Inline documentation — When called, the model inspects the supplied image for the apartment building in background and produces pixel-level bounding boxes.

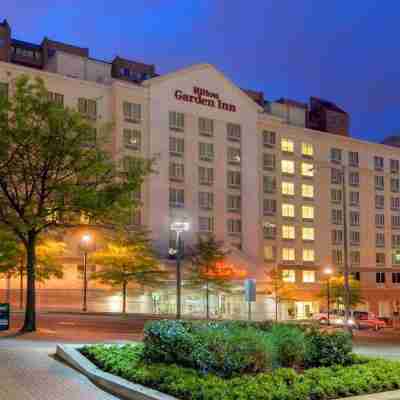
[0,19,400,320]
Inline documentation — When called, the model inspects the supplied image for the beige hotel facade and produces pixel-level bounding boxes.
[1,20,400,319]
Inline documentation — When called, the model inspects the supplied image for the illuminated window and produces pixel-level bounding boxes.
[281,138,294,153]
[282,269,296,282]
[282,248,296,262]
[302,270,315,283]
[282,225,295,240]
[302,205,314,220]
[302,227,315,241]
[302,184,314,198]
[264,246,276,261]
[282,181,295,196]
[123,129,141,151]
[282,203,295,218]
[302,142,313,157]
[281,160,295,174]
[303,248,315,262]
[301,162,314,177]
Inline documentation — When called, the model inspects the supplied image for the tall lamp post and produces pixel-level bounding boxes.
[80,233,92,312]
[170,221,189,320]
[323,267,333,325]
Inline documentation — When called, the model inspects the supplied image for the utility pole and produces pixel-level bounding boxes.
[342,166,351,325]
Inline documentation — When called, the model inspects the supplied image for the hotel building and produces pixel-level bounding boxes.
[1,19,400,319]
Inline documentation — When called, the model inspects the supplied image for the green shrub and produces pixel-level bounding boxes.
[304,328,353,368]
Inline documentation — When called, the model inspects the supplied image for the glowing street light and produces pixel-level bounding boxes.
[323,267,334,325]
[80,233,93,312]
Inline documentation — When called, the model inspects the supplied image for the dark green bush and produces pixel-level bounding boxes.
[304,328,353,368]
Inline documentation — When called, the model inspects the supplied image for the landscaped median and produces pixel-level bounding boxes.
[57,320,400,400]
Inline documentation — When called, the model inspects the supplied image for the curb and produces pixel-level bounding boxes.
[56,344,178,400]
[56,344,400,400]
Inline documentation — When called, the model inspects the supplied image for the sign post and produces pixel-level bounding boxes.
[244,279,256,321]
[0,303,10,331]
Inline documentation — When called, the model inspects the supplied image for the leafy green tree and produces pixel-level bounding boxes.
[90,229,166,313]
[0,76,152,331]
[188,236,246,320]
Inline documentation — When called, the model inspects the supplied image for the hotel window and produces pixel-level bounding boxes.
[123,129,141,151]
[348,151,359,167]
[199,192,214,210]
[281,160,295,174]
[301,184,314,199]
[350,230,360,245]
[331,189,342,203]
[263,153,276,170]
[332,230,343,244]
[169,162,184,181]
[123,102,141,122]
[375,214,385,227]
[392,215,400,228]
[199,142,214,161]
[376,253,386,265]
[302,270,316,283]
[330,148,342,163]
[198,117,214,136]
[332,248,343,265]
[282,181,295,196]
[302,205,314,220]
[227,219,241,235]
[263,176,276,193]
[375,195,385,209]
[331,168,343,184]
[47,91,64,106]
[393,234,400,247]
[281,138,294,153]
[263,130,276,147]
[391,159,400,174]
[374,156,384,171]
[227,171,241,188]
[301,162,314,177]
[391,178,400,193]
[282,203,295,218]
[227,195,241,212]
[169,137,184,156]
[302,227,315,241]
[78,98,97,119]
[349,191,360,206]
[349,171,360,186]
[351,251,360,265]
[227,123,241,141]
[169,188,184,208]
[375,175,385,190]
[393,273,400,283]
[199,216,214,233]
[199,166,214,185]
[282,248,296,262]
[0,82,8,99]
[282,225,295,240]
[303,249,315,262]
[169,111,185,131]
[332,209,343,225]
[376,272,386,283]
[391,197,400,210]
[301,142,313,158]
[393,251,400,265]
[263,223,276,239]
[282,269,296,282]
[376,232,385,247]
[264,246,276,261]
[263,198,277,215]
[227,147,241,164]
[350,211,360,226]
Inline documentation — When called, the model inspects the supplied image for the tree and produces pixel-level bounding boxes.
[319,275,364,310]
[90,229,166,314]
[189,236,247,320]
[0,76,153,331]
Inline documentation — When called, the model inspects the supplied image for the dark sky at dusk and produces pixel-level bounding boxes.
[2,1,400,142]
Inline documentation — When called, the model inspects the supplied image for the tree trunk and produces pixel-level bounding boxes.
[206,280,210,320]
[122,281,127,314]
[19,262,23,310]
[21,231,36,332]
[5,273,11,303]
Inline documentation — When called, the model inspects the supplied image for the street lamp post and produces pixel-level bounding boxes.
[170,221,189,320]
[324,267,333,325]
[80,234,92,312]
